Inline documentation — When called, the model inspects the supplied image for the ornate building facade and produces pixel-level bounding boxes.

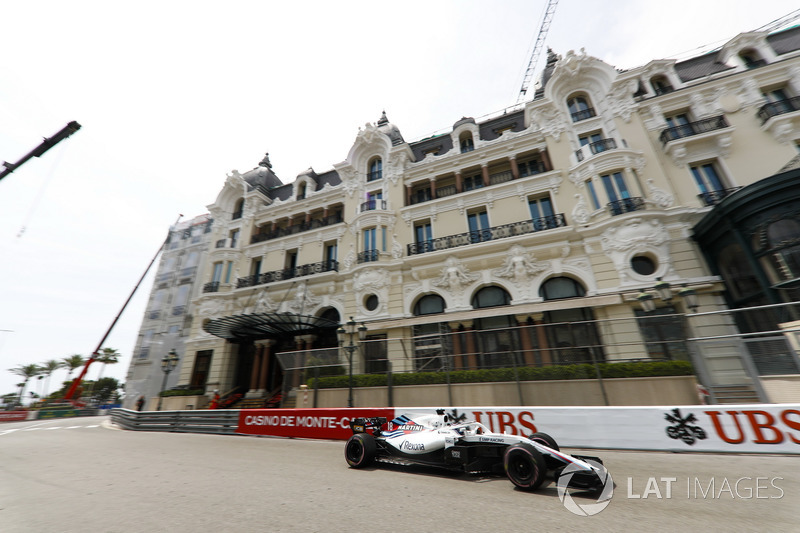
[172,25,800,405]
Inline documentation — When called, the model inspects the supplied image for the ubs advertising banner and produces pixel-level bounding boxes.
[237,408,395,440]
[237,405,800,454]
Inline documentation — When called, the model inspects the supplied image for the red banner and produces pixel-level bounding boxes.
[0,411,28,422]
[237,408,395,440]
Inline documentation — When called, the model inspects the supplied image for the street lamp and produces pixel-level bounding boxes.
[637,278,700,314]
[157,349,179,411]
[337,317,367,408]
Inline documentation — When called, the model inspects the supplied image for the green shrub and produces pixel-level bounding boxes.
[159,388,205,397]
[307,360,694,389]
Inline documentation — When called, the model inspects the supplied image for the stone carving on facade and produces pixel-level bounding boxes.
[606,79,639,123]
[353,268,388,292]
[600,218,671,283]
[253,290,277,313]
[646,179,675,209]
[338,166,359,197]
[493,245,549,299]
[571,194,592,225]
[198,297,227,318]
[391,234,403,259]
[343,245,356,272]
[736,78,764,109]
[432,256,479,296]
[529,103,566,141]
[286,281,321,314]
[386,152,408,185]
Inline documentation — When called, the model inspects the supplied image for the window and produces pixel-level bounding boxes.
[414,221,433,253]
[224,261,233,283]
[324,242,338,269]
[285,250,298,271]
[423,147,441,157]
[363,227,377,252]
[467,209,491,243]
[297,183,306,200]
[364,190,383,211]
[631,255,657,276]
[363,334,388,374]
[586,171,638,215]
[173,285,190,315]
[635,308,689,361]
[232,198,244,220]
[211,262,223,283]
[651,75,673,95]
[690,162,728,206]
[139,330,155,359]
[528,196,555,229]
[414,294,445,316]
[567,95,595,122]
[579,132,603,147]
[190,350,212,389]
[368,157,382,181]
[229,229,240,248]
[472,286,511,308]
[460,134,474,153]
[518,157,544,177]
[251,258,262,277]
[539,277,585,300]
[540,277,603,364]
[718,244,761,302]
[364,294,379,311]
[665,112,690,129]
[463,174,484,191]
[739,49,765,68]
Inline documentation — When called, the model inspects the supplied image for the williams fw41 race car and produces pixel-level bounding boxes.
[344,410,607,492]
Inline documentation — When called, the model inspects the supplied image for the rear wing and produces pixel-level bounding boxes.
[350,417,388,435]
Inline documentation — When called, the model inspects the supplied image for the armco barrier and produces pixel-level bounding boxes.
[0,411,30,422]
[110,404,800,454]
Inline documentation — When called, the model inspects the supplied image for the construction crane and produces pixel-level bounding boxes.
[517,0,559,103]
[0,121,81,182]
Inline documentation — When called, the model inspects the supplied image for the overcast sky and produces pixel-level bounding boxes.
[1,1,798,401]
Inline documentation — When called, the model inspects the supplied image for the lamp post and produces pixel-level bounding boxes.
[337,317,367,408]
[637,278,699,314]
[157,349,179,411]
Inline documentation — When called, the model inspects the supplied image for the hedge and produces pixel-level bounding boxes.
[159,388,205,397]
[306,360,694,390]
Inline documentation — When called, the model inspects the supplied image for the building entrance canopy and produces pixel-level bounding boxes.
[203,312,339,341]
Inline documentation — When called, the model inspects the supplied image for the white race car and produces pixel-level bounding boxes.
[345,410,607,492]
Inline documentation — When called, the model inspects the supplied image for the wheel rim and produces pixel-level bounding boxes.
[346,440,363,463]
[509,452,533,484]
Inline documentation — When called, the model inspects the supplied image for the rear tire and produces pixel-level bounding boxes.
[529,432,559,451]
[345,433,376,468]
[504,443,546,490]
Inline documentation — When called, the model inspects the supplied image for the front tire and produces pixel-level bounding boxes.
[345,433,376,468]
[504,443,546,490]
[528,432,559,451]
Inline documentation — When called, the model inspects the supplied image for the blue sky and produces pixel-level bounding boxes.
[1,1,798,400]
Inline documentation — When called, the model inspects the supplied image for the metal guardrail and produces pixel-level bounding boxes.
[110,408,240,435]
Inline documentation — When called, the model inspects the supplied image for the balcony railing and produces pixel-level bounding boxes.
[236,260,339,289]
[489,170,513,185]
[659,115,729,144]
[406,214,567,256]
[203,281,220,293]
[360,199,387,212]
[571,108,596,122]
[435,185,457,199]
[367,170,382,182]
[575,138,618,162]
[757,97,800,124]
[215,239,227,248]
[697,187,742,207]
[357,249,379,264]
[607,197,645,216]
[250,213,343,244]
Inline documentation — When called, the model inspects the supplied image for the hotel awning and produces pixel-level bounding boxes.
[203,312,339,341]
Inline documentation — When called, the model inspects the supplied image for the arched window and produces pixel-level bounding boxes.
[459,133,474,153]
[567,95,595,122]
[539,276,585,300]
[739,49,765,69]
[232,198,244,220]
[539,277,603,364]
[650,75,673,96]
[472,285,511,309]
[413,294,446,316]
[718,244,761,302]
[368,157,382,181]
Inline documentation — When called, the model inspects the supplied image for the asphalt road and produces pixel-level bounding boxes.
[0,415,797,532]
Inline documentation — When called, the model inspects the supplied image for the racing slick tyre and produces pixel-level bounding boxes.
[345,433,376,468]
[528,432,559,451]
[504,443,547,491]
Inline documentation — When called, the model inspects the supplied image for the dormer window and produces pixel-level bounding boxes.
[739,49,766,69]
[297,183,306,200]
[567,95,596,122]
[650,75,673,96]
[232,198,244,220]
[459,133,474,153]
[368,157,382,181]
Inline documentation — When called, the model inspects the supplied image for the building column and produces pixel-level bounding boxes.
[449,322,463,370]
[541,149,553,172]
[481,164,490,187]
[246,344,263,398]
[406,184,413,206]
[455,171,463,193]
[515,315,536,366]
[256,340,274,394]
[429,178,437,200]
[462,321,479,370]
[509,156,520,180]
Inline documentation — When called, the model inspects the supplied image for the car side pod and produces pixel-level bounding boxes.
[503,442,547,491]
[345,433,377,468]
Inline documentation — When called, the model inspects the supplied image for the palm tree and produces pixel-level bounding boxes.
[39,359,62,400]
[62,354,85,380]
[95,347,121,381]
[8,364,42,404]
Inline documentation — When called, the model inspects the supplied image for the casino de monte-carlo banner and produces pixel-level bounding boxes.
[236,405,800,454]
